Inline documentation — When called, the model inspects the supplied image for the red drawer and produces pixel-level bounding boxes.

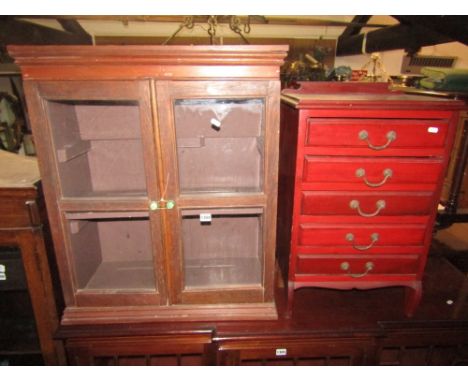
[296,255,420,276]
[302,156,443,189]
[301,191,435,217]
[298,223,427,248]
[305,118,448,150]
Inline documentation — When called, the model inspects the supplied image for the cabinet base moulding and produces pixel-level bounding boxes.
[61,303,278,325]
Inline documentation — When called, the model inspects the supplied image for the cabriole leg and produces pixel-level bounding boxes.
[405,283,422,317]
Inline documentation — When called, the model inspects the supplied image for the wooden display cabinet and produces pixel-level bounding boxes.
[9,45,288,324]
[279,82,464,317]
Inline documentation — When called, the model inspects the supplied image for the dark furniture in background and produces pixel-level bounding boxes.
[0,150,65,365]
[439,109,468,225]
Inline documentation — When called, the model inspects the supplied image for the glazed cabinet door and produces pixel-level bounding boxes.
[24,81,167,307]
[156,80,280,304]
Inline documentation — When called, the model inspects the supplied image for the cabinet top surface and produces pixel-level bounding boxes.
[8,44,289,56]
[282,82,466,110]
[0,150,39,188]
[8,45,289,80]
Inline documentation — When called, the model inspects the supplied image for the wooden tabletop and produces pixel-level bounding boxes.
[0,150,40,188]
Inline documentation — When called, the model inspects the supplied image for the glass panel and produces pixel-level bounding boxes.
[66,214,156,291]
[174,98,264,194]
[181,208,263,289]
[47,100,147,198]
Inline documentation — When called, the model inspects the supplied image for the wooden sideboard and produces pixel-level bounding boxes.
[57,248,468,365]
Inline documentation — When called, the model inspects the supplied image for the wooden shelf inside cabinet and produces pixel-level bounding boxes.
[9,45,288,324]
[278,82,465,319]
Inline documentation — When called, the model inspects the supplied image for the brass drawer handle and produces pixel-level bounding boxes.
[346,232,379,250]
[340,261,374,278]
[355,168,393,187]
[359,130,396,150]
[349,199,386,217]
[149,199,175,211]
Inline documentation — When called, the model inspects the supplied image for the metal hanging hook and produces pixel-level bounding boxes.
[207,16,218,45]
[229,16,250,44]
[162,16,195,45]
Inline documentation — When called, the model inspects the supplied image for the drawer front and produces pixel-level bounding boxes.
[298,224,426,248]
[302,156,443,189]
[301,191,435,217]
[305,118,448,150]
[296,255,420,276]
[0,199,34,228]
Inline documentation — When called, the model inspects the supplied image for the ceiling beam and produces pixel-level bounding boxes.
[337,23,453,56]
[0,17,93,46]
[0,17,93,62]
[22,15,392,28]
[57,18,91,39]
[392,15,468,45]
[339,16,372,38]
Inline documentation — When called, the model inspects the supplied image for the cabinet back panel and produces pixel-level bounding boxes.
[48,100,147,197]
[181,214,261,260]
[174,99,263,138]
[68,218,155,291]
[175,99,264,193]
[181,212,263,288]
[75,103,141,140]
[88,140,147,194]
[69,219,102,289]
[177,137,262,193]
[98,219,152,262]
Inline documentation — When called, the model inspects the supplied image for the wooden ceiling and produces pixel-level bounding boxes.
[0,15,467,61]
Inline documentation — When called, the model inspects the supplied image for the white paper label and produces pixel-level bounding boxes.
[210,118,221,128]
[428,127,439,134]
[200,213,212,222]
[276,348,287,357]
[0,264,6,281]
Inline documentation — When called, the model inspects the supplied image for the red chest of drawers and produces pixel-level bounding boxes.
[278,82,464,317]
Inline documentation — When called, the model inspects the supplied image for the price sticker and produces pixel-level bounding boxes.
[0,264,6,281]
[200,213,212,223]
[276,348,287,357]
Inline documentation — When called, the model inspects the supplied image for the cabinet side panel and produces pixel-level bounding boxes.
[277,103,300,285]
[69,221,102,289]
[22,81,77,306]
